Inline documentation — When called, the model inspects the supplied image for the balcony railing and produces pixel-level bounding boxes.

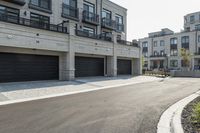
[115,23,124,32]
[181,43,189,49]
[117,40,139,47]
[101,18,115,30]
[170,44,177,49]
[2,0,26,5]
[150,54,167,58]
[82,10,99,25]
[75,30,112,42]
[0,14,68,34]
[62,4,79,20]
[142,47,148,52]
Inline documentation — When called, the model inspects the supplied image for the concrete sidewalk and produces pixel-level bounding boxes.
[0,76,162,103]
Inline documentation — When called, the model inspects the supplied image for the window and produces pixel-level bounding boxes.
[195,24,200,30]
[181,36,189,49]
[170,38,177,45]
[0,5,19,23]
[84,2,95,13]
[64,0,76,7]
[30,0,51,10]
[62,0,78,18]
[170,49,178,56]
[142,42,148,47]
[102,9,111,19]
[198,35,200,43]
[30,13,50,29]
[190,15,195,23]
[115,14,123,31]
[170,60,178,67]
[117,35,121,40]
[160,50,165,56]
[143,52,148,57]
[154,51,158,56]
[144,61,148,67]
[83,26,95,35]
[160,40,165,46]
[153,41,157,47]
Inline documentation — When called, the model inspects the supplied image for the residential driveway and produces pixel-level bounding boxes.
[0,78,200,133]
[0,76,160,101]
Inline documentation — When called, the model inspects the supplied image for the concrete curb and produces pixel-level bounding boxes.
[0,79,162,106]
[157,91,200,133]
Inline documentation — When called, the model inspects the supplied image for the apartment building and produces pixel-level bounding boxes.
[0,0,141,83]
[139,11,200,71]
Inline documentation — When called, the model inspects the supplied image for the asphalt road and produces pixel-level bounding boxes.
[0,78,200,133]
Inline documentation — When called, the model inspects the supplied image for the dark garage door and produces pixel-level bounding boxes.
[0,53,59,83]
[75,56,104,77]
[117,59,132,75]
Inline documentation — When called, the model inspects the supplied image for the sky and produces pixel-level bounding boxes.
[110,0,200,41]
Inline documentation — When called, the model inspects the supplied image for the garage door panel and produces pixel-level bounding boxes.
[0,53,59,83]
[75,56,104,77]
[117,59,132,75]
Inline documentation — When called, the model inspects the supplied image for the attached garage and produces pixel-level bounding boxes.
[75,56,104,77]
[117,59,132,75]
[0,52,59,83]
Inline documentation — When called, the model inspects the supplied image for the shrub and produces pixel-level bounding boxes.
[191,102,200,124]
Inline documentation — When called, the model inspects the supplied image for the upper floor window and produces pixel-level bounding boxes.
[63,0,77,7]
[102,9,111,19]
[0,5,19,23]
[142,42,148,47]
[154,51,158,56]
[190,15,195,23]
[30,13,50,29]
[160,50,165,55]
[170,49,178,56]
[181,36,189,44]
[170,38,177,45]
[198,35,200,43]
[83,2,95,13]
[30,0,51,10]
[160,40,165,46]
[83,26,95,35]
[153,41,157,47]
[195,24,200,30]
[115,14,123,24]
[143,52,148,57]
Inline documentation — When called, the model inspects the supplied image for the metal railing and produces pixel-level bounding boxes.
[82,10,99,24]
[150,54,167,57]
[75,30,112,42]
[0,14,68,34]
[62,4,79,20]
[101,18,115,29]
[2,0,26,5]
[181,43,189,49]
[117,40,139,47]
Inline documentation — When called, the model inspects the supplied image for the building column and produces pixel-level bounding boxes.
[132,58,142,75]
[107,56,117,77]
[59,21,76,81]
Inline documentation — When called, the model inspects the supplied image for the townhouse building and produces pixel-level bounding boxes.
[0,0,141,83]
[139,11,200,71]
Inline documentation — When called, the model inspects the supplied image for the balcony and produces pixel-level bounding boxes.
[101,18,115,30]
[0,14,68,34]
[62,4,79,21]
[29,2,52,14]
[117,40,139,47]
[181,43,189,49]
[2,0,26,6]
[170,44,177,49]
[82,10,99,25]
[75,30,112,42]
[115,23,124,32]
[142,47,148,52]
[150,54,167,58]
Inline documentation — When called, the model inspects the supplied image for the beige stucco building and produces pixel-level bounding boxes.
[139,11,200,71]
[0,0,141,82]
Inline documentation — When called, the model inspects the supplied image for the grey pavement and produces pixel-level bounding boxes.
[0,76,161,102]
[0,77,200,133]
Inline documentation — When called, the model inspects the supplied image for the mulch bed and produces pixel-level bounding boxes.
[182,96,200,133]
